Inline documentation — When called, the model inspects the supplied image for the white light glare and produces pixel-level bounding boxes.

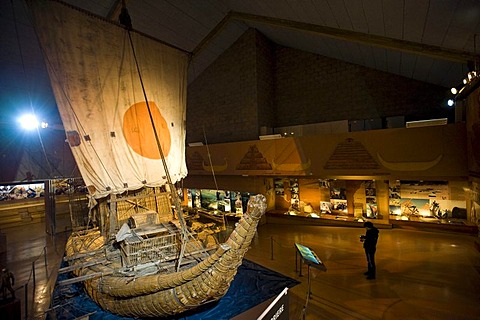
[19,114,39,130]
[447,99,454,107]
[467,71,477,80]
[450,87,458,95]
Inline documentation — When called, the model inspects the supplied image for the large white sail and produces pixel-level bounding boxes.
[29,0,189,198]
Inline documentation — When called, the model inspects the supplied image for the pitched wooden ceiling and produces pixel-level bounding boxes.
[1,0,479,122]
[62,0,480,87]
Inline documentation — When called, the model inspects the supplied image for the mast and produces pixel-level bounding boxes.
[119,3,192,270]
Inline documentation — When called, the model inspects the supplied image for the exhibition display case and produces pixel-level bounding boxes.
[268,177,473,230]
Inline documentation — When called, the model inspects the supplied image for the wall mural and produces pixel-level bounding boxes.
[236,145,272,170]
[274,179,285,196]
[186,128,465,178]
[186,189,249,215]
[290,179,299,210]
[329,185,347,214]
[388,181,466,220]
[377,153,443,171]
[365,180,377,218]
[187,139,311,175]
[187,152,205,171]
[324,138,379,170]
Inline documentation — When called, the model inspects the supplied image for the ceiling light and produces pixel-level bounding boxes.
[259,134,283,140]
[406,118,448,128]
[18,114,39,130]
[468,71,477,81]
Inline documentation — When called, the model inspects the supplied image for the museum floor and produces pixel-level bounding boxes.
[1,219,480,319]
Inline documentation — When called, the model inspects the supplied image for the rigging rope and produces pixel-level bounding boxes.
[121,5,193,271]
[202,126,225,229]
[12,0,55,179]
[203,126,219,191]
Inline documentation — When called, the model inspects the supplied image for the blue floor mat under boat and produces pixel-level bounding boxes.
[47,259,300,319]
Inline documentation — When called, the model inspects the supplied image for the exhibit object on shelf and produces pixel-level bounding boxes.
[28,1,267,318]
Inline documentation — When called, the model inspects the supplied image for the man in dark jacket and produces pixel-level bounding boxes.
[360,221,379,280]
[1,267,15,299]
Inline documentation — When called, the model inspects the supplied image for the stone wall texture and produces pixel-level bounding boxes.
[187,28,451,144]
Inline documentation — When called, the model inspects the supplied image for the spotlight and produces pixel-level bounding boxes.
[447,99,455,107]
[18,114,39,130]
[467,71,477,81]
[455,70,480,100]
[449,72,478,101]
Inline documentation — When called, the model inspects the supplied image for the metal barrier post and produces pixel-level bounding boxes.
[43,246,48,278]
[24,283,28,320]
[32,261,36,289]
[270,236,273,260]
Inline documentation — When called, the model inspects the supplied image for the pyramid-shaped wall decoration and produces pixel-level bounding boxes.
[236,145,272,170]
[187,151,205,171]
[324,138,379,170]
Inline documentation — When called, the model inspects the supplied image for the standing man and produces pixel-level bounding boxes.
[360,221,379,280]
[1,267,15,299]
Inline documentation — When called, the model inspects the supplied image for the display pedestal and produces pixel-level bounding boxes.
[48,259,299,319]
[0,298,21,320]
[231,296,275,320]
[233,287,289,320]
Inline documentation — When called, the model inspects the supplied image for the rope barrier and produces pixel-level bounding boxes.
[249,234,298,261]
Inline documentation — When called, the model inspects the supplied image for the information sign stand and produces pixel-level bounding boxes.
[295,243,327,319]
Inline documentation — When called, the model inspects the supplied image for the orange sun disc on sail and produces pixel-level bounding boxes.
[123,101,171,159]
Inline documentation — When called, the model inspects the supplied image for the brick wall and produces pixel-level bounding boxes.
[255,32,275,134]
[274,47,450,127]
[187,28,452,143]
[187,29,259,144]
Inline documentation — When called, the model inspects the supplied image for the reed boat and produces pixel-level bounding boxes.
[63,192,266,317]
[27,0,267,317]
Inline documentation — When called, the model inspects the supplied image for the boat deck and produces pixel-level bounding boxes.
[1,218,480,319]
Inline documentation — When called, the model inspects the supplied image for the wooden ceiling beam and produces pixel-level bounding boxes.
[106,0,129,21]
[230,11,478,64]
[192,12,233,57]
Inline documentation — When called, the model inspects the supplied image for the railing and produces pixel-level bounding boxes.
[14,246,49,320]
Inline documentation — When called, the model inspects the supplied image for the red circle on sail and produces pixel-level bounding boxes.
[123,101,171,159]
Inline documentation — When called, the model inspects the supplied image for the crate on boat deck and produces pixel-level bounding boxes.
[119,223,180,267]
[129,211,159,228]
